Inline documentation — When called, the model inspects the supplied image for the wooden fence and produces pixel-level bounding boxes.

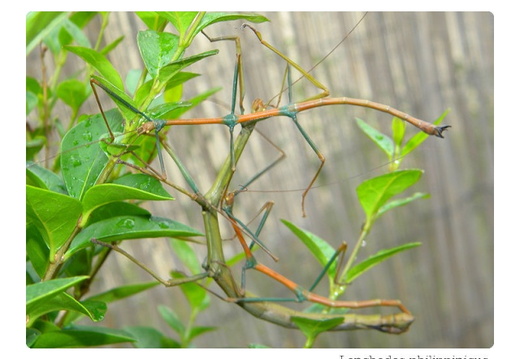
[27,12,493,347]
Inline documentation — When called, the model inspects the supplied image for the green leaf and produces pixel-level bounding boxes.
[159,87,220,120]
[171,272,210,311]
[401,109,450,157]
[137,30,180,78]
[62,282,160,325]
[377,192,430,219]
[149,101,192,119]
[100,35,125,56]
[82,174,173,220]
[157,50,218,84]
[356,170,423,220]
[158,305,185,336]
[66,215,203,258]
[169,237,202,275]
[26,223,50,279]
[60,110,124,200]
[89,282,160,303]
[57,79,89,113]
[124,326,179,348]
[66,46,123,89]
[346,242,422,284]
[160,12,200,38]
[164,72,199,101]
[26,12,68,55]
[355,117,394,159]
[26,276,89,306]
[290,315,344,340]
[392,117,406,149]
[186,325,217,342]
[90,75,139,121]
[26,186,82,258]
[26,162,68,194]
[280,219,336,273]
[193,12,269,36]
[26,328,40,347]
[27,292,106,327]
[86,202,151,225]
[61,17,92,48]
[136,12,169,31]
[30,325,135,348]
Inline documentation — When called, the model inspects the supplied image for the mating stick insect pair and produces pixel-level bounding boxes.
[77,16,449,335]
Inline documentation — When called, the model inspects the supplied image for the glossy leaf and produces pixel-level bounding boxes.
[66,215,203,258]
[356,170,423,220]
[26,162,68,194]
[281,219,336,275]
[345,242,422,284]
[30,325,135,348]
[157,50,218,84]
[66,46,123,90]
[26,276,89,306]
[124,326,179,348]
[62,282,160,326]
[27,292,106,326]
[82,173,173,220]
[26,223,49,279]
[138,30,180,78]
[149,101,192,119]
[60,110,123,200]
[136,12,169,31]
[26,186,82,258]
[100,35,125,56]
[161,11,200,39]
[85,202,151,225]
[355,117,393,158]
[193,12,269,37]
[376,192,430,219]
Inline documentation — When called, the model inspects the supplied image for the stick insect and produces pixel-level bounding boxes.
[89,15,432,334]
[28,12,447,338]
[137,22,450,217]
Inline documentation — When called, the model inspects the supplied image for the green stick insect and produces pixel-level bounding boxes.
[28,12,449,340]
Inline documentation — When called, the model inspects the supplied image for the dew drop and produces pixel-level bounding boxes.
[82,131,93,142]
[138,177,153,191]
[70,156,82,167]
[157,220,169,229]
[117,218,135,229]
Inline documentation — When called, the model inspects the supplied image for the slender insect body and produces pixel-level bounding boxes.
[27,13,455,346]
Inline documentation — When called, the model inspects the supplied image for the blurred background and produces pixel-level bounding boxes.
[27,12,493,347]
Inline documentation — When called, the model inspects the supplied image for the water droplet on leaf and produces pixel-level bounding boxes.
[117,218,135,229]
